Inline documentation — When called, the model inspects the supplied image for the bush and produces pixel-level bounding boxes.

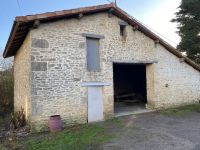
[10,107,26,129]
[0,58,14,116]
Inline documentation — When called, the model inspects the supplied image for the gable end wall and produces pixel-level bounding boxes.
[25,12,200,131]
[153,44,200,108]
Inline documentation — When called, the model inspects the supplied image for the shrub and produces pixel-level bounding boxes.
[10,107,26,129]
[0,58,13,116]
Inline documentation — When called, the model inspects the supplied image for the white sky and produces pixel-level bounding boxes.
[137,0,181,47]
[0,0,182,55]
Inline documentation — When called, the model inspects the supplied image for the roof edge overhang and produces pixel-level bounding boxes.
[3,3,115,58]
[3,3,200,72]
[3,21,18,58]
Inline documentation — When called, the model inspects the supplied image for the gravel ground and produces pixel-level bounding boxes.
[98,111,200,150]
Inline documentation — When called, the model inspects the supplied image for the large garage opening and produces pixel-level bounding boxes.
[113,63,148,116]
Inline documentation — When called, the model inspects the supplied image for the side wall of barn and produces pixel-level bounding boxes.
[14,32,32,121]
[153,44,200,108]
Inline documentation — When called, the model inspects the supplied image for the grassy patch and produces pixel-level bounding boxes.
[0,144,7,150]
[160,103,200,116]
[105,117,124,128]
[0,116,3,124]
[2,124,113,150]
[0,114,11,131]
[0,115,8,124]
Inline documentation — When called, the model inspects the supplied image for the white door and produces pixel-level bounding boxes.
[88,86,103,123]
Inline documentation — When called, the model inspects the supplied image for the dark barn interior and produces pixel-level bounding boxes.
[113,63,147,116]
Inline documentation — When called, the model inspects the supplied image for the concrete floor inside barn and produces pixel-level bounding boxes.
[114,102,152,117]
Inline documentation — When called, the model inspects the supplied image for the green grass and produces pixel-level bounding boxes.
[0,144,7,150]
[0,115,114,150]
[160,103,200,116]
[0,115,8,124]
[16,124,113,150]
[0,114,11,132]
[105,117,124,128]
[0,117,3,124]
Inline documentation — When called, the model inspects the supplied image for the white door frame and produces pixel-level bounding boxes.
[81,82,110,123]
[88,86,103,122]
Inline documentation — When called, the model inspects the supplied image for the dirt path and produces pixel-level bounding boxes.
[98,111,200,150]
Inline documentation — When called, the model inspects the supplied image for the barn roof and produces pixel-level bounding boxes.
[3,3,200,71]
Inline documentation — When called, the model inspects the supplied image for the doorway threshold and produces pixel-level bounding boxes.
[114,109,154,117]
[114,103,154,117]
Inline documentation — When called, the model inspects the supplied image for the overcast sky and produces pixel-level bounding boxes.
[0,0,181,55]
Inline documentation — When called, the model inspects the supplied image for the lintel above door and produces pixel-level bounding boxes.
[81,82,110,87]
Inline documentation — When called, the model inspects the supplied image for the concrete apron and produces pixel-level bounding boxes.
[114,102,155,117]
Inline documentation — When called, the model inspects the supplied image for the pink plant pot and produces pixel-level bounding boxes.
[48,115,62,132]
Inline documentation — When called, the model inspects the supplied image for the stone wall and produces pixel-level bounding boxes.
[20,12,200,130]
[14,32,31,120]
[153,44,200,108]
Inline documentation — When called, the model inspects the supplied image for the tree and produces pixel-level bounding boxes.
[0,55,14,116]
[172,0,200,64]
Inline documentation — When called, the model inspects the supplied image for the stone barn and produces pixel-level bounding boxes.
[3,3,200,131]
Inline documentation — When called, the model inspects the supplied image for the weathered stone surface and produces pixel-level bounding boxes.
[14,12,200,131]
[31,101,43,116]
[32,62,47,71]
[32,38,49,48]
[14,32,31,121]
[79,42,85,48]
[31,55,35,61]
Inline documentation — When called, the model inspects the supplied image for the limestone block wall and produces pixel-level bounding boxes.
[30,22,87,131]
[25,12,200,130]
[30,13,157,130]
[153,45,200,108]
[14,32,31,120]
